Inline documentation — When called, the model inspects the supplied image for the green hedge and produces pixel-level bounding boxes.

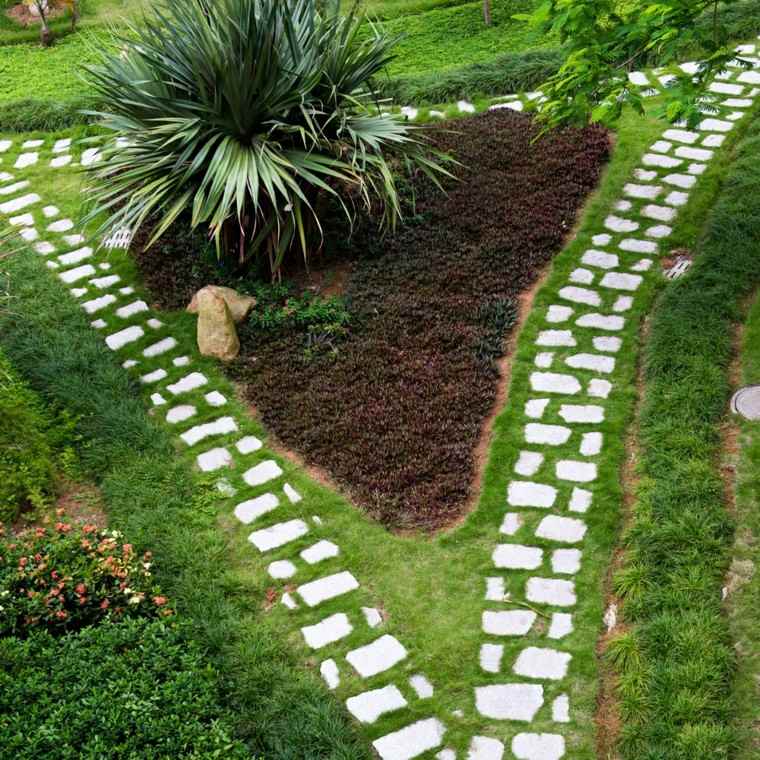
[0,619,250,759]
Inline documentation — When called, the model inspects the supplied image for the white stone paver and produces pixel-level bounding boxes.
[298,571,360,607]
[347,684,407,724]
[347,634,407,677]
[480,643,503,673]
[301,612,353,649]
[475,684,543,721]
[243,459,283,486]
[410,674,434,699]
[535,515,587,543]
[468,736,504,760]
[526,577,576,607]
[196,447,232,472]
[166,404,198,424]
[301,540,340,564]
[512,733,565,760]
[234,493,279,523]
[507,481,557,508]
[492,542,543,570]
[168,372,208,395]
[372,718,445,760]
[321,659,340,689]
[482,610,536,636]
[513,647,571,680]
[249,519,309,552]
[180,416,238,446]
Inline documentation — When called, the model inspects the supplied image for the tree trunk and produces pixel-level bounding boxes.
[483,0,492,26]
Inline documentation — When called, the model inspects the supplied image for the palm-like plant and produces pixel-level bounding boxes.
[83,0,448,276]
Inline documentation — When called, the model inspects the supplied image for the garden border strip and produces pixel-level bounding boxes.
[1,42,759,758]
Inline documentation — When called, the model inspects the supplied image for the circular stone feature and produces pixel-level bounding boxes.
[731,385,760,420]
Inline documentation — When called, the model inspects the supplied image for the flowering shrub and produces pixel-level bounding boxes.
[0,513,171,636]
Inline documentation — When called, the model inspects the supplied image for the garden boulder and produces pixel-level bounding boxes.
[187,285,256,324]
[196,290,240,362]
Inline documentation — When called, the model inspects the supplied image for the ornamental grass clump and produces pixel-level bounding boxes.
[83,0,448,277]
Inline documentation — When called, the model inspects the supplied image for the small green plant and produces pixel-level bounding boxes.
[0,516,172,636]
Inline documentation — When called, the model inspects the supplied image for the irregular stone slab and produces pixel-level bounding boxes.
[551,549,582,575]
[236,435,262,454]
[634,169,657,182]
[82,294,116,314]
[347,634,407,677]
[507,481,557,508]
[234,493,278,523]
[80,148,102,166]
[115,300,148,319]
[548,613,574,639]
[14,153,38,169]
[243,459,283,486]
[664,170,699,188]
[558,404,604,423]
[301,540,340,564]
[558,286,600,306]
[604,215,639,233]
[482,609,536,635]
[569,487,592,513]
[0,192,41,214]
[569,268,594,285]
[301,612,353,649]
[623,183,662,199]
[283,483,302,503]
[646,224,673,239]
[410,673,434,698]
[666,190,689,207]
[592,233,612,246]
[105,325,144,350]
[537,330,576,347]
[529,372,581,395]
[90,275,120,289]
[51,155,72,168]
[566,353,615,374]
[613,296,633,312]
[736,70,760,84]
[581,249,618,270]
[151,393,166,406]
[576,313,624,331]
[166,405,196,424]
[321,659,340,689]
[372,718,445,760]
[526,577,576,606]
[47,218,75,233]
[174,356,190,367]
[492,544,543,570]
[363,607,383,627]
[620,238,657,254]
[205,390,227,406]
[628,71,649,86]
[556,459,597,483]
[34,241,55,254]
[467,736,504,760]
[53,138,71,153]
[140,368,167,385]
[642,204,677,222]
[298,571,359,608]
[168,372,208,395]
[249,518,309,552]
[642,153,681,168]
[594,336,622,352]
[580,431,603,456]
[534,352,554,369]
[515,451,544,476]
[500,512,523,535]
[281,592,297,609]
[663,128,700,144]
[536,515,587,543]
[485,577,506,601]
[512,733,565,760]
[546,305,573,323]
[196,447,232,472]
[650,140,671,154]
[147,318,164,329]
[475,684,543,721]
[268,559,296,579]
[525,398,549,418]
[0,180,29,196]
[552,694,570,723]
[600,272,642,291]
[480,643,503,673]
[709,81,743,95]
[525,423,571,445]
[703,133,726,148]
[588,378,612,399]
[181,416,238,446]
[513,646,571,680]
[0,140,11,152]
[347,684,407,724]
[143,336,177,357]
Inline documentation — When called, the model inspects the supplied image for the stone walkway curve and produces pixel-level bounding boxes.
[0,40,758,759]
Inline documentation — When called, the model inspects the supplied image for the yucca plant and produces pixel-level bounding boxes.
[83,0,449,277]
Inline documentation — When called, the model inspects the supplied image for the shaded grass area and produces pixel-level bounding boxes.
[729,293,760,759]
[135,111,610,531]
[611,109,760,759]
[0,248,370,759]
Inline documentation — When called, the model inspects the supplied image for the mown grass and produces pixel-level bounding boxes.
[0,243,370,759]
[729,286,760,758]
[610,106,760,759]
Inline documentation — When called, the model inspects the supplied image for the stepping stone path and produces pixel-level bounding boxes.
[1,41,757,758]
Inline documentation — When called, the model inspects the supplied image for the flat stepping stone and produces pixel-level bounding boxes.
[0,180,29,196]
[507,481,557,508]
[168,372,208,395]
[143,337,177,357]
[480,643,504,673]
[556,459,597,482]
[81,148,101,165]
[515,451,543,476]
[525,398,549,418]
[58,247,92,266]
[321,659,340,689]
[82,294,116,314]
[709,81,743,95]
[9,212,33,226]
[604,214,639,233]
[234,493,278,523]
[482,609,536,635]
[576,313,624,331]
[140,368,167,384]
[537,330,576,347]
[588,378,613,398]
[703,134,726,147]
[526,577,576,607]
[535,515,587,543]
[173,356,190,366]
[0,193,40,214]
[547,305,573,322]
[90,275,120,289]
[620,238,657,253]
[500,512,523,535]
[569,268,594,284]
[738,70,760,84]
[409,673,434,698]
[346,634,407,677]
[699,118,734,132]
[300,540,339,564]
[558,286,600,306]
[475,683,543,721]
[297,570,359,607]
[565,353,615,374]
[47,218,74,232]
[485,577,506,601]
[249,518,309,552]
[166,405,196,424]
[363,607,383,628]
[283,483,302,503]
[642,153,682,168]
[551,549,582,575]
[205,390,227,406]
[512,733,565,760]
[645,223,672,238]
[236,435,262,454]
[623,183,662,199]
[513,646,571,680]
[600,272,642,291]
[14,153,38,168]
[115,300,148,319]
[0,140,11,152]
[569,487,592,513]
[492,544,543,570]
[51,155,73,167]
[628,71,649,86]
[580,431,603,456]
[180,416,238,446]
[666,190,689,207]
[301,612,353,649]
[723,97,752,107]
[558,404,604,423]
[548,613,574,639]
[650,140,672,153]
[268,559,296,579]
[662,128,700,144]
[529,372,581,395]
[525,423,571,445]
[105,325,144,350]
[196,446,232,471]
[581,250,618,269]
[372,717,445,760]
[346,684,407,724]
[243,459,283,486]
[468,736,504,760]
[634,169,657,181]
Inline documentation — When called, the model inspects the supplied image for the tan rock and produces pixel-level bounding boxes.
[196,290,240,362]
[187,285,256,324]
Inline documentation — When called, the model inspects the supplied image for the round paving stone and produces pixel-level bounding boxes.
[731,385,760,419]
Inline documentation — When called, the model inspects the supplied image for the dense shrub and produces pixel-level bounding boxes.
[0,98,95,132]
[0,351,67,523]
[0,618,250,759]
[0,517,169,636]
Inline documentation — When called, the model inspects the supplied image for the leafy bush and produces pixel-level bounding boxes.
[0,618,250,759]
[0,352,75,523]
[0,517,170,636]
[84,0,447,277]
